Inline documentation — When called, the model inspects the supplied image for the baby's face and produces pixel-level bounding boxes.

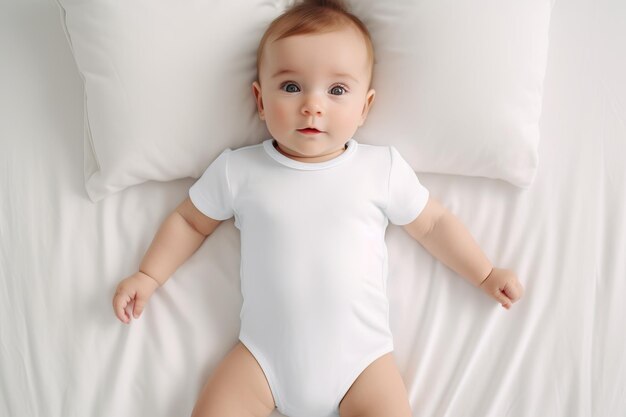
[253,27,375,162]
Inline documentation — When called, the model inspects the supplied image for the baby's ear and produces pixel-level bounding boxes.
[359,89,376,126]
[252,81,265,120]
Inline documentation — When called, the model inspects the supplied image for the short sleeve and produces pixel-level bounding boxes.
[384,146,430,226]
[189,149,234,220]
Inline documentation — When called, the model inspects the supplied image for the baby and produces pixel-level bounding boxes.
[112,1,524,416]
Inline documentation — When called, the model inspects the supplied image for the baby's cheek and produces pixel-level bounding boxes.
[337,106,362,133]
[266,102,292,132]
[271,101,291,120]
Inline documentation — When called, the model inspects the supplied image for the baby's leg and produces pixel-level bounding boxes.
[191,341,276,417]
[338,352,412,417]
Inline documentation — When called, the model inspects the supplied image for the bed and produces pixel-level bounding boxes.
[1,0,625,416]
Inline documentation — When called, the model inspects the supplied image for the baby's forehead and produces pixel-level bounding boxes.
[261,28,372,78]
[268,26,368,55]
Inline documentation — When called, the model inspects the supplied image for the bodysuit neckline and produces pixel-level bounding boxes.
[262,138,358,171]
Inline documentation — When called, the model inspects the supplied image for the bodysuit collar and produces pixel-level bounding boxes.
[262,138,358,170]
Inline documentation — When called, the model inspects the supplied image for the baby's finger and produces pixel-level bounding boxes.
[133,294,147,319]
[516,281,525,299]
[113,292,132,323]
[503,281,522,303]
[492,289,512,309]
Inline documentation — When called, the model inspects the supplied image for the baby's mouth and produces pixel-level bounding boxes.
[297,128,323,135]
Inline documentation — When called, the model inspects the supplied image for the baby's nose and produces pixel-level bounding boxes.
[301,95,324,116]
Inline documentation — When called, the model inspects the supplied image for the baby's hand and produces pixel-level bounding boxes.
[112,272,160,324]
[479,268,524,310]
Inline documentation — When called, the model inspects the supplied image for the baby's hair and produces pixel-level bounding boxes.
[256,0,375,86]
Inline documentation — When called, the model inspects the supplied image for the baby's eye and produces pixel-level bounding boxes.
[329,85,347,96]
[281,82,300,93]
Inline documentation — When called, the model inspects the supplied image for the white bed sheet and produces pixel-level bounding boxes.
[1,0,625,416]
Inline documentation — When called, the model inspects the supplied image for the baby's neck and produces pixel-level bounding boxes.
[273,141,347,163]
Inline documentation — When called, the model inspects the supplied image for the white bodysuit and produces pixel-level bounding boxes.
[189,138,429,417]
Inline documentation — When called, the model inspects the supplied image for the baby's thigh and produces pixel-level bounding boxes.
[191,341,276,417]
[338,352,412,417]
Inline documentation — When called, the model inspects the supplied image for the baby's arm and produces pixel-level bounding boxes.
[403,197,524,309]
[112,197,222,323]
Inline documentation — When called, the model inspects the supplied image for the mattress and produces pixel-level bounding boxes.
[1,0,625,416]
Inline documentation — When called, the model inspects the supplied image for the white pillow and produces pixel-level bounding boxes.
[56,0,553,202]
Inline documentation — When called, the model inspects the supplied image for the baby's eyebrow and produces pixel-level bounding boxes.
[271,69,298,78]
[270,69,359,84]
[332,72,359,84]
